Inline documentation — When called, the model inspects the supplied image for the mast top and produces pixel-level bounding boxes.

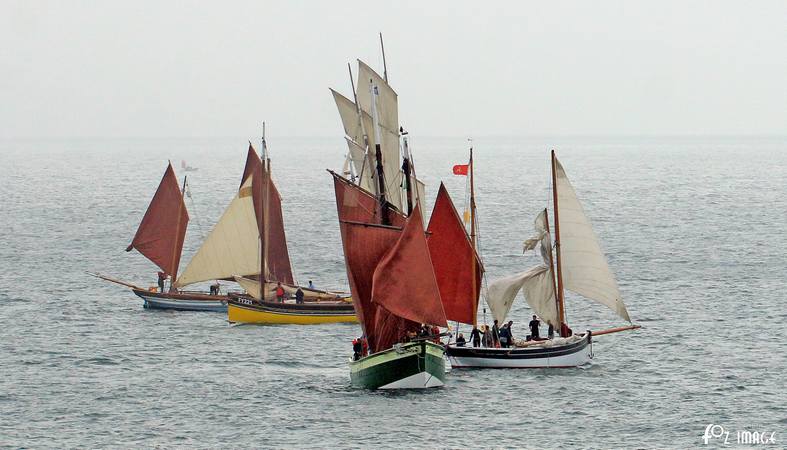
[379,32,388,83]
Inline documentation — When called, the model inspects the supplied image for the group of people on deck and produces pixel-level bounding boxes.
[455,315,552,348]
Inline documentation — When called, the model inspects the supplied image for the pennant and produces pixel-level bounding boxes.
[452,164,469,176]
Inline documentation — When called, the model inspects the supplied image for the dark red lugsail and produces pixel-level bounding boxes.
[372,204,447,330]
[262,176,294,285]
[240,144,259,188]
[126,163,189,278]
[332,173,411,352]
[427,183,483,325]
[247,146,295,285]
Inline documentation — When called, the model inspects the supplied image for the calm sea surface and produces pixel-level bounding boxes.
[0,137,785,448]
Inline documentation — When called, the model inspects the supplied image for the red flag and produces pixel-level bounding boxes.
[452,164,469,176]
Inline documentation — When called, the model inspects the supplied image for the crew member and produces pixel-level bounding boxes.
[295,287,304,304]
[275,282,286,303]
[529,315,541,340]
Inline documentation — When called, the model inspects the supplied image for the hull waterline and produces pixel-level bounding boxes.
[446,333,592,369]
[132,289,228,312]
[350,341,445,389]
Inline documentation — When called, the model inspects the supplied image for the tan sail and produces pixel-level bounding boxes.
[554,157,631,322]
[174,177,260,287]
[355,59,404,212]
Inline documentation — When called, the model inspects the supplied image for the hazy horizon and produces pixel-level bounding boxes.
[2,0,785,139]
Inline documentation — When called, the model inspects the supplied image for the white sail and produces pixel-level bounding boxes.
[554,157,631,322]
[344,137,375,193]
[486,211,559,326]
[174,177,260,287]
[355,60,404,212]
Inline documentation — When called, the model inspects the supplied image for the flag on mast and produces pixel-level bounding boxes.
[453,164,469,176]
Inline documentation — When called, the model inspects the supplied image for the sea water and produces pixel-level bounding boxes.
[0,136,784,448]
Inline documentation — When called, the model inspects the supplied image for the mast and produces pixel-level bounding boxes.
[370,84,389,225]
[169,174,188,291]
[551,149,567,334]
[401,129,413,216]
[469,146,478,327]
[379,32,388,83]
[348,63,370,184]
[543,207,560,329]
[260,126,268,299]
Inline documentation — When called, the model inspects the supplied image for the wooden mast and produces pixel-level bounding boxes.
[260,124,268,300]
[170,173,188,292]
[551,150,567,334]
[469,146,478,328]
[379,32,388,83]
[369,84,389,225]
[542,207,560,332]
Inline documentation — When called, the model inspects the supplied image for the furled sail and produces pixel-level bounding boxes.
[126,163,189,277]
[371,204,447,328]
[554,157,631,322]
[427,183,482,325]
[485,210,559,326]
[174,176,259,287]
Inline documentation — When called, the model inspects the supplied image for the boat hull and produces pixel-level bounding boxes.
[227,297,357,325]
[446,333,592,369]
[132,289,228,312]
[350,341,446,389]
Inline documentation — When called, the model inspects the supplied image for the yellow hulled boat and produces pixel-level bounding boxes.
[227,295,357,325]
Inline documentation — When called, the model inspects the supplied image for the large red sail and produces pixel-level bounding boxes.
[332,172,410,351]
[427,183,483,325]
[262,177,294,284]
[126,163,189,277]
[372,204,447,327]
[246,146,295,285]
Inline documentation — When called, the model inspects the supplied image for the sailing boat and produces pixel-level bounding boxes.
[89,161,231,311]
[226,131,356,324]
[446,150,640,368]
[329,38,474,389]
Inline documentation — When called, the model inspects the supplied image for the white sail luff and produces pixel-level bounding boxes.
[554,157,631,322]
[174,177,260,287]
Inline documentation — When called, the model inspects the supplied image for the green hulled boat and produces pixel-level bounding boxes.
[350,341,446,389]
[328,46,479,389]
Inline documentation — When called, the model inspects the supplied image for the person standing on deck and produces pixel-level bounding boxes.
[275,282,285,303]
[308,280,315,290]
[157,271,166,292]
[491,320,501,348]
[499,323,511,348]
[481,325,494,347]
[507,321,515,343]
[529,315,541,340]
[295,287,304,304]
[470,326,481,347]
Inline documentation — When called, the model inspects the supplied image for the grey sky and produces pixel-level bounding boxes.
[2,0,785,138]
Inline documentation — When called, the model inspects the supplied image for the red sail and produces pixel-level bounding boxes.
[126,163,189,277]
[372,204,447,330]
[240,144,259,188]
[427,183,483,325]
[332,173,410,351]
[263,177,294,284]
[246,147,295,285]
